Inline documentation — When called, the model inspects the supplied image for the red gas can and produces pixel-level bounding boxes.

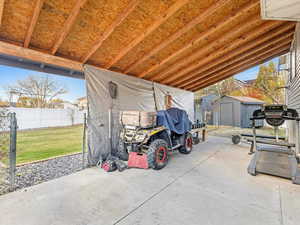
[128,152,149,169]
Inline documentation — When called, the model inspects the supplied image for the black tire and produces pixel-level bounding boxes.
[116,141,129,161]
[179,133,193,154]
[232,135,241,145]
[147,139,169,170]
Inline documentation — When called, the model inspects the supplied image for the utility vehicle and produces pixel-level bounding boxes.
[117,110,194,170]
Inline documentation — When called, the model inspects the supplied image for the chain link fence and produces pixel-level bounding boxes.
[0,109,88,196]
[0,110,16,195]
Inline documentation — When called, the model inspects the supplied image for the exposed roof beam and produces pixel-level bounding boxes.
[51,0,88,55]
[0,41,83,71]
[104,0,189,69]
[182,32,294,89]
[81,0,139,63]
[191,49,289,91]
[138,0,259,78]
[123,0,230,73]
[162,21,289,85]
[187,42,291,90]
[185,38,292,90]
[24,0,44,48]
[159,18,281,84]
[0,0,5,26]
[177,25,295,88]
[189,42,291,90]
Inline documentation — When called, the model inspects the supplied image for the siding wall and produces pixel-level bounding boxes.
[287,23,300,142]
[213,96,241,127]
[287,23,300,111]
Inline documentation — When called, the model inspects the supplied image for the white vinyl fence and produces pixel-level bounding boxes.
[7,107,86,130]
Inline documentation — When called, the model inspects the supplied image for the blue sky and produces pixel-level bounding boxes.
[234,57,279,81]
[0,57,279,101]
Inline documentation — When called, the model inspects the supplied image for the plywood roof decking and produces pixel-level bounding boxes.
[0,0,295,91]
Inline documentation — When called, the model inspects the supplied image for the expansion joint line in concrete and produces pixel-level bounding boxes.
[278,185,284,225]
[113,149,221,225]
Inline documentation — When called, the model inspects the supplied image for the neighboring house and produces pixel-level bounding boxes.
[234,79,248,88]
[50,101,79,110]
[62,102,78,110]
[77,97,87,110]
[212,95,265,128]
[243,79,256,87]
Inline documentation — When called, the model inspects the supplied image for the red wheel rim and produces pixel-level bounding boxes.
[156,146,167,163]
[186,137,192,150]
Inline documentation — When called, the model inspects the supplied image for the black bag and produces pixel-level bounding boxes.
[115,160,127,172]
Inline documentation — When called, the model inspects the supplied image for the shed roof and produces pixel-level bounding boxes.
[0,0,295,91]
[227,95,265,104]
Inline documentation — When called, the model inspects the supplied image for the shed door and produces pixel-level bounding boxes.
[220,103,233,126]
[242,105,262,128]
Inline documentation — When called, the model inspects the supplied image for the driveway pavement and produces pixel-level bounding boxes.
[0,136,299,225]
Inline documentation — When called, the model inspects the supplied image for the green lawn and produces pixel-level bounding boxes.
[1,125,83,165]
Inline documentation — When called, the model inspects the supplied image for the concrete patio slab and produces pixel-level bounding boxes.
[0,136,299,225]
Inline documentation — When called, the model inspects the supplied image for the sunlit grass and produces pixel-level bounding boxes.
[0,125,83,165]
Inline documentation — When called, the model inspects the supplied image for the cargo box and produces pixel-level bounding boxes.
[120,111,157,128]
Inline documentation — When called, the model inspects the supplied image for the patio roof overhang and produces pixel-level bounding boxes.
[0,0,295,91]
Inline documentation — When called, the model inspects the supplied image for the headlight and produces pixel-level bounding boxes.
[134,131,148,142]
[134,130,148,142]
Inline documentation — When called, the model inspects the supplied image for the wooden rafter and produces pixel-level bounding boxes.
[81,0,139,63]
[159,15,267,83]
[159,19,283,84]
[123,0,230,73]
[182,36,294,89]
[51,0,88,55]
[189,43,291,90]
[24,0,44,48]
[105,0,189,69]
[176,24,295,88]
[0,41,83,71]
[0,0,5,26]
[191,49,290,91]
[191,49,289,91]
[185,39,292,90]
[138,0,259,78]
[187,43,291,90]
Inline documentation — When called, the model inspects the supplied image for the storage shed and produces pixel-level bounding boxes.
[213,96,264,128]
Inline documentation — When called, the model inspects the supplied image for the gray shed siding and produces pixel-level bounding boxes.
[287,23,300,143]
[214,96,263,128]
[241,104,263,128]
[218,96,241,127]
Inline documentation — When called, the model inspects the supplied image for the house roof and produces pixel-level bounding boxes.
[244,79,256,86]
[0,0,295,91]
[227,95,264,104]
[77,97,87,101]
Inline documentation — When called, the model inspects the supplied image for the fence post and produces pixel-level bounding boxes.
[82,113,87,169]
[9,112,17,192]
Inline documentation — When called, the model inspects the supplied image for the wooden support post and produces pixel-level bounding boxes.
[9,113,17,192]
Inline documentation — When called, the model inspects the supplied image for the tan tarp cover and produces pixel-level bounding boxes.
[84,65,194,165]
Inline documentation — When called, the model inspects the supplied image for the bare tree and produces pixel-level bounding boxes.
[7,75,67,108]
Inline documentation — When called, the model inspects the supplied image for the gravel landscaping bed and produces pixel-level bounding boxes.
[0,153,86,195]
[0,165,9,195]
